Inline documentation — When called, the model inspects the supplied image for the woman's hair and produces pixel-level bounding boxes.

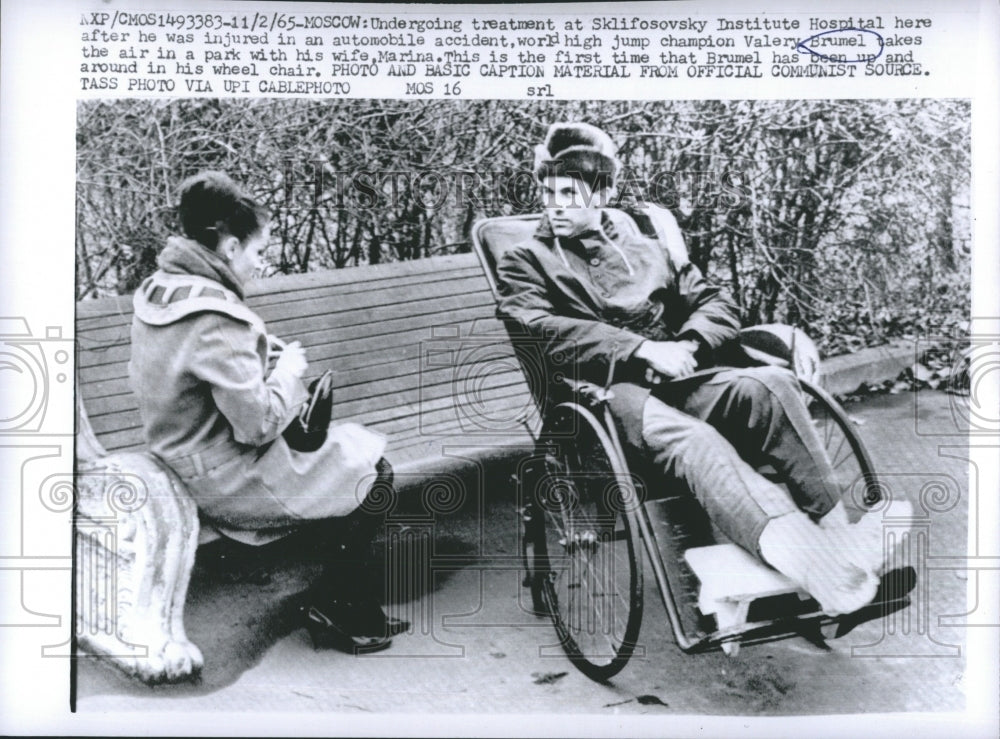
[177,171,269,250]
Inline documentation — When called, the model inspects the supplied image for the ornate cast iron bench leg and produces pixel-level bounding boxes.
[76,398,203,684]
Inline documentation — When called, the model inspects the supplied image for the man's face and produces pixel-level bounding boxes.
[539,176,609,238]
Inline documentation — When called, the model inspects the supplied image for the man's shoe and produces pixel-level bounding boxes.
[825,566,918,639]
[872,565,917,603]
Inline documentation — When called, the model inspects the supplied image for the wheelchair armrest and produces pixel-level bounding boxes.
[739,323,820,384]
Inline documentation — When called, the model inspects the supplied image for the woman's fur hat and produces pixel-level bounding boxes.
[534,121,620,190]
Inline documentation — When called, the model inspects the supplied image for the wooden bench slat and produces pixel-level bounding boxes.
[88,411,144,442]
[84,354,526,422]
[75,254,481,322]
[86,368,530,437]
[76,270,488,335]
[79,340,438,399]
[253,277,489,323]
[78,301,500,373]
[244,252,480,294]
[99,420,539,469]
[387,412,541,450]
[91,377,531,453]
[77,332,133,359]
[77,283,495,349]
[92,396,538,462]
[337,378,530,426]
[267,294,496,340]
[78,336,509,406]
[79,328,516,401]
[248,267,485,309]
[75,294,134,322]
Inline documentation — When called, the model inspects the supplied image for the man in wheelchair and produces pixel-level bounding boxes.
[494,121,910,618]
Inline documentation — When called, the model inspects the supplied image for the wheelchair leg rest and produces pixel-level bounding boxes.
[721,640,741,657]
[715,599,752,657]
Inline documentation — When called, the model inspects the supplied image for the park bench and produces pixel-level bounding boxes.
[74,253,538,684]
[74,245,897,684]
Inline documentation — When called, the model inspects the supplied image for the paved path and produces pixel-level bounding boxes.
[77,390,973,717]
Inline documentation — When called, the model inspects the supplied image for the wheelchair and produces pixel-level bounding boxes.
[472,213,909,682]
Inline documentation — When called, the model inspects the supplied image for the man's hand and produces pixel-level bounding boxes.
[634,340,699,383]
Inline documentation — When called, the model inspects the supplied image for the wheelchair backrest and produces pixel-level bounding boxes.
[471,212,655,300]
[471,214,540,301]
[471,215,559,415]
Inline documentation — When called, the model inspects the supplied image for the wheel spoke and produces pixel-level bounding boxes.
[531,402,644,681]
[551,496,633,655]
[801,379,882,506]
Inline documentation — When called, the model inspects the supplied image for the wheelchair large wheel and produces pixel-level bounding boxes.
[530,401,644,682]
[799,379,882,508]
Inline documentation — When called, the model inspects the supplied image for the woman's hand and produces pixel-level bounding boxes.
[634,340,699,384]
[274,339,308,378]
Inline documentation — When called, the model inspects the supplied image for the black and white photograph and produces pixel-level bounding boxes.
[71,94,976,714]
[1,1,998,736]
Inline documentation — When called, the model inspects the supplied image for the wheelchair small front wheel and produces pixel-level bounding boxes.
[532,402,644,682]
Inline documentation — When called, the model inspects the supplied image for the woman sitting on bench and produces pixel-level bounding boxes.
[129,171,406,654]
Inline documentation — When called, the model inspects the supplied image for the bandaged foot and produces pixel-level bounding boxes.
[819,500,914,576]
[759,511,882,616]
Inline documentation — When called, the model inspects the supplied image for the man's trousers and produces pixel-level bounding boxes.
[608,366,841,556]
